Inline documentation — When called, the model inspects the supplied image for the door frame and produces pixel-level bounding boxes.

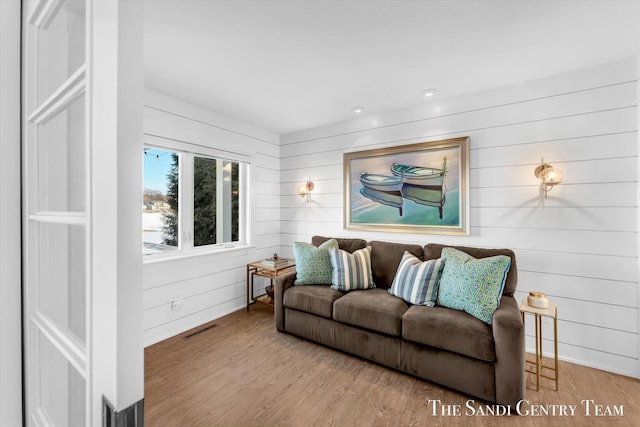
[0,0,24,425]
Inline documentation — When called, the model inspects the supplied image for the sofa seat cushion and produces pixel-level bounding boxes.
[333,288,409,336]
[402,305,496,362]
[283,286,344,319]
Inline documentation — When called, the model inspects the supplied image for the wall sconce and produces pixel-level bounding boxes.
[534,159,563,198]
[298,178,314,203]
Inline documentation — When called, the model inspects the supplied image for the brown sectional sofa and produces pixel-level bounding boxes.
[274,236,525,407]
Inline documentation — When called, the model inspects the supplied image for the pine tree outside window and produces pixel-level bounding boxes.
[193,157,240,246]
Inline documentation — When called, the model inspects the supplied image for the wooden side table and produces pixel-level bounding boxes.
[246,259,295,311]
[520,299,558,391]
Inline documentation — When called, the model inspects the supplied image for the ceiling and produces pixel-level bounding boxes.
[144,0,640,135]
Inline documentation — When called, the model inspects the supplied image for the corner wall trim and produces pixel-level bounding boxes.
[103,397,144,427]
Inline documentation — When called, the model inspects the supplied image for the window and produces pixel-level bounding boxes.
[142,144,248,257]
[143,148,179,254]
[193,157,240,246]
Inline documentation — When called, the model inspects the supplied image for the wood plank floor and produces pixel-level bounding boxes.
[145,304,640,426]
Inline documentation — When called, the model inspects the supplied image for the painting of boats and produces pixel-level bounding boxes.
[390,157,447,186]
[357,160,448,222]
[359,173,403,192]
[401,183,446,219]
[360,158,447,219]
[360,186,404,217]
[343,137,469,236]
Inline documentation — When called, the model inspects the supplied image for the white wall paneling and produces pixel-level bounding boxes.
[143,90,280,346]
[279,58,639,378]
[280,58,637,145]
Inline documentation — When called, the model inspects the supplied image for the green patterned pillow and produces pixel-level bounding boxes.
[437,247,511,324]
[293,239,338,285]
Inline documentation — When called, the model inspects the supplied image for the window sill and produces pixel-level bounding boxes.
[143,244,254,265]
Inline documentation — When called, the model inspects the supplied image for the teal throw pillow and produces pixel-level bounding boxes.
[293,239,338,285]
[437,247,511,324]
[329,246,375,291]
[389,252,444,306]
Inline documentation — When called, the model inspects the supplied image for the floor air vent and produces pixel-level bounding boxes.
[184,324,218,339]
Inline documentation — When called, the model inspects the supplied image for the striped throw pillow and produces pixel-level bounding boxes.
[389,252,444,306]
[329,246,375,291]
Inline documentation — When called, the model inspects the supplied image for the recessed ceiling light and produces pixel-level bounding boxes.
[422,89,437,97]
[353,106,364,114]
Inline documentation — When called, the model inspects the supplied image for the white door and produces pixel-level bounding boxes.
[22,1,90,425]
[23,1,144,425]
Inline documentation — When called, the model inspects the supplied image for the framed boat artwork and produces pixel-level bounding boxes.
[343,137,470,235]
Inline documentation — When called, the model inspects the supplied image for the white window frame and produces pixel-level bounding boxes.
[142,134,251,261]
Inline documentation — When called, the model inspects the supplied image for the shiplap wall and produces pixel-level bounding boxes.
[142,90,280,346]
[279,59,639,378]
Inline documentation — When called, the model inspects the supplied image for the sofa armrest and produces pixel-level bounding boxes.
[274,270,297,332]
[492,295,525,407]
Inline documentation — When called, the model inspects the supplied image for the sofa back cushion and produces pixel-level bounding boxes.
[369,240,424,289]
[312,235,366,254]
[424,244,518,296]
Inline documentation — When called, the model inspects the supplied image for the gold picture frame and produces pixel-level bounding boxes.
[343,137,469,235]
